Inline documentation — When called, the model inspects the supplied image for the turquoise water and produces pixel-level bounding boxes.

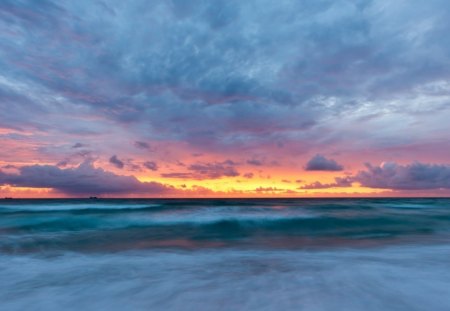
[1,198,450,310]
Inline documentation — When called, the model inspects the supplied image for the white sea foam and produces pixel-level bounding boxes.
[1,244,450,311]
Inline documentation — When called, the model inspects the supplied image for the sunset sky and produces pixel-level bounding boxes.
[1,0,450,197]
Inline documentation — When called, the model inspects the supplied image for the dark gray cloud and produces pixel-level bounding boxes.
[56,160,69,167]
[1,1,449,144]
[0,161,174,195]
[72,143,85,149]
[134,141,155,151]
[305,154,344,171]
[109,155,124,169]
[143,161,158,171]
[355,162,450,190]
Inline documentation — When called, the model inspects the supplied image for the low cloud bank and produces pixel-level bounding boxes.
[355,162,450,190]
[302,162,450,191]
[0,161,174,195]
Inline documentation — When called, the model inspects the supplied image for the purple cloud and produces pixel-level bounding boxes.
[247,159,263,166]
[109,155,124,169]
[301,161,450,191]
[72,143,86,149]
[188,161,239,179]
[143,161,158,171]
[305,154,344,171]
[0,161,174,195]
[134,141,155,151]
[355,162,450,190]
[161,161,239,180]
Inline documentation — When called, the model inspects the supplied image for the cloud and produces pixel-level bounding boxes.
[0,161,174,195]
[299,177,352,189]
[134,141,155,151]
[160,173,194,179]
[126,160,142,172]
[8,0,450,153]
[56,160,69,167]
[243,172,254,179]
[247,159,263,166]
[109,155,124,169]
[72,143,85,149]
[300,161,450,191]
[161,160,239,179]
[143,161,158,171]
[188,161,239,179]
[1,0,450,193]
[354,162,450,190]
[305,154,344,171]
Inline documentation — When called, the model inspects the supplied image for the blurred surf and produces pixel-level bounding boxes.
[1,198,449,252]
[1,198,450,310]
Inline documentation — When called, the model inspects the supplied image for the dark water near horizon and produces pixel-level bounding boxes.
[1,198,450,310]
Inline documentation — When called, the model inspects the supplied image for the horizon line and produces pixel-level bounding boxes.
[2,196,450,200]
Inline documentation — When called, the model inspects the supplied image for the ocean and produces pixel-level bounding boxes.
[1,198,450,310]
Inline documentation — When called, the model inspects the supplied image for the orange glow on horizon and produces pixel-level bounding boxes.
[1,159,447,198]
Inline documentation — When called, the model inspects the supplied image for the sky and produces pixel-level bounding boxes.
[0,0,450,198]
